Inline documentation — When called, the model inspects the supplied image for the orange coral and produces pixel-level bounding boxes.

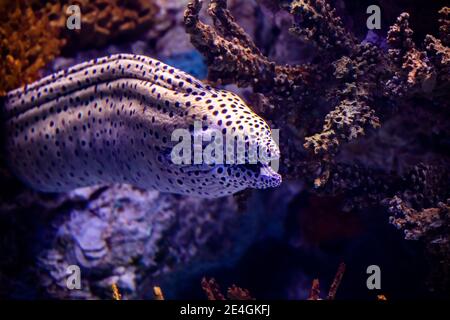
[112,283,122,300]
[153,286,165,300]
[201,264,345,301]
[227,285,254,300]
[201,278,226,300]
[327,262,346,300]
[308,262,346,300]
[0,1,64,96]
[201,278,254,300]
[307,279,321,300]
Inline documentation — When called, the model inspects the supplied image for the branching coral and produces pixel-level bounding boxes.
[201,278,254,300]
[184,0,449,292]
[184,0,449,211]
[184,0,448,182]
[227,285,254,300]
[0,2,63,96]
[388,197,449,243]
[386,13,437,97]
[201,278,226,300]
[184,0,387,181]
[46,0,158,51]
[288,0,357,57]
[387,196,450,293]
[201,263,344,300]
[0,0,158,96]
[439,7,450,46]
[308,262,346,300]
[185,0,314,104]
[385,9,450,101]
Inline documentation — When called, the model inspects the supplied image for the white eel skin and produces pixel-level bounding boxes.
[3,54,281,198]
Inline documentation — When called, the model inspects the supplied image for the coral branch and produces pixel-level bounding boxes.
[289,0,357,56]
[0,2,63,96]
[386,13,436,97]
[112,283,122,300]
[388,197,450,243]
[424,35,450,94]
[439,7,450,46]
[46,0,158,51]
[227,285,254,300]
[327,262,346,300]
[201,278,226,300]
[201,278,254,300]
[153,286,165,300]
[307,279,321,300]
[184,0,313,98]
[184,1,449,216]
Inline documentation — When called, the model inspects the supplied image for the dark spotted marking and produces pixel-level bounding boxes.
[3,54,281,198]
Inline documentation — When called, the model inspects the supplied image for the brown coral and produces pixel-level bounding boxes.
[289,0,357,56]
[386,13,436,97]
[227,285,254,300]
[184,0,449,204]
[201,278,254,300]
[307,279,321,300]
[388,196,449,243]
[0,2,63,96]
[184,0,450,292]
[424,35,450,93]
[387,196,450,293]
[184,0,387,178]
[308,262,346,300]
[184,0,314,101]
[46,0,158,52]
[201,277,226,300]
[439,7,450,46]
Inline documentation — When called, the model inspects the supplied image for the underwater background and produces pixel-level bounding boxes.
[0,0,449,300]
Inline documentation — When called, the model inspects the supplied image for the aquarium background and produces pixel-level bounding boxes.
[0,0,449,300]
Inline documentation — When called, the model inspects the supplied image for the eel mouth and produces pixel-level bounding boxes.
[239,161,282,188]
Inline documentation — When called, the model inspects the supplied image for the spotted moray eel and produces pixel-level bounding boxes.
[2,54,281,198]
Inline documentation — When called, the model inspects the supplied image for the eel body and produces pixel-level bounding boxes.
[3,54,281,198]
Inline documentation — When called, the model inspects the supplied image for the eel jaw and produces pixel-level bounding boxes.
[256,163,282,189]
[239,161,282,189]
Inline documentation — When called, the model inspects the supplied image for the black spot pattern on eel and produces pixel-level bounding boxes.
[3,54,281,198]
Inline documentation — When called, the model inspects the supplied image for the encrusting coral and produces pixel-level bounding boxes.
[184,0,450,292]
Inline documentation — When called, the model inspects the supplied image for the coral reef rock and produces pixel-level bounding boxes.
[0,183,252,299]
[183,0,449,292]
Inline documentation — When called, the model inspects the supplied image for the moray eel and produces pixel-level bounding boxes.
[3,54,281,198]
